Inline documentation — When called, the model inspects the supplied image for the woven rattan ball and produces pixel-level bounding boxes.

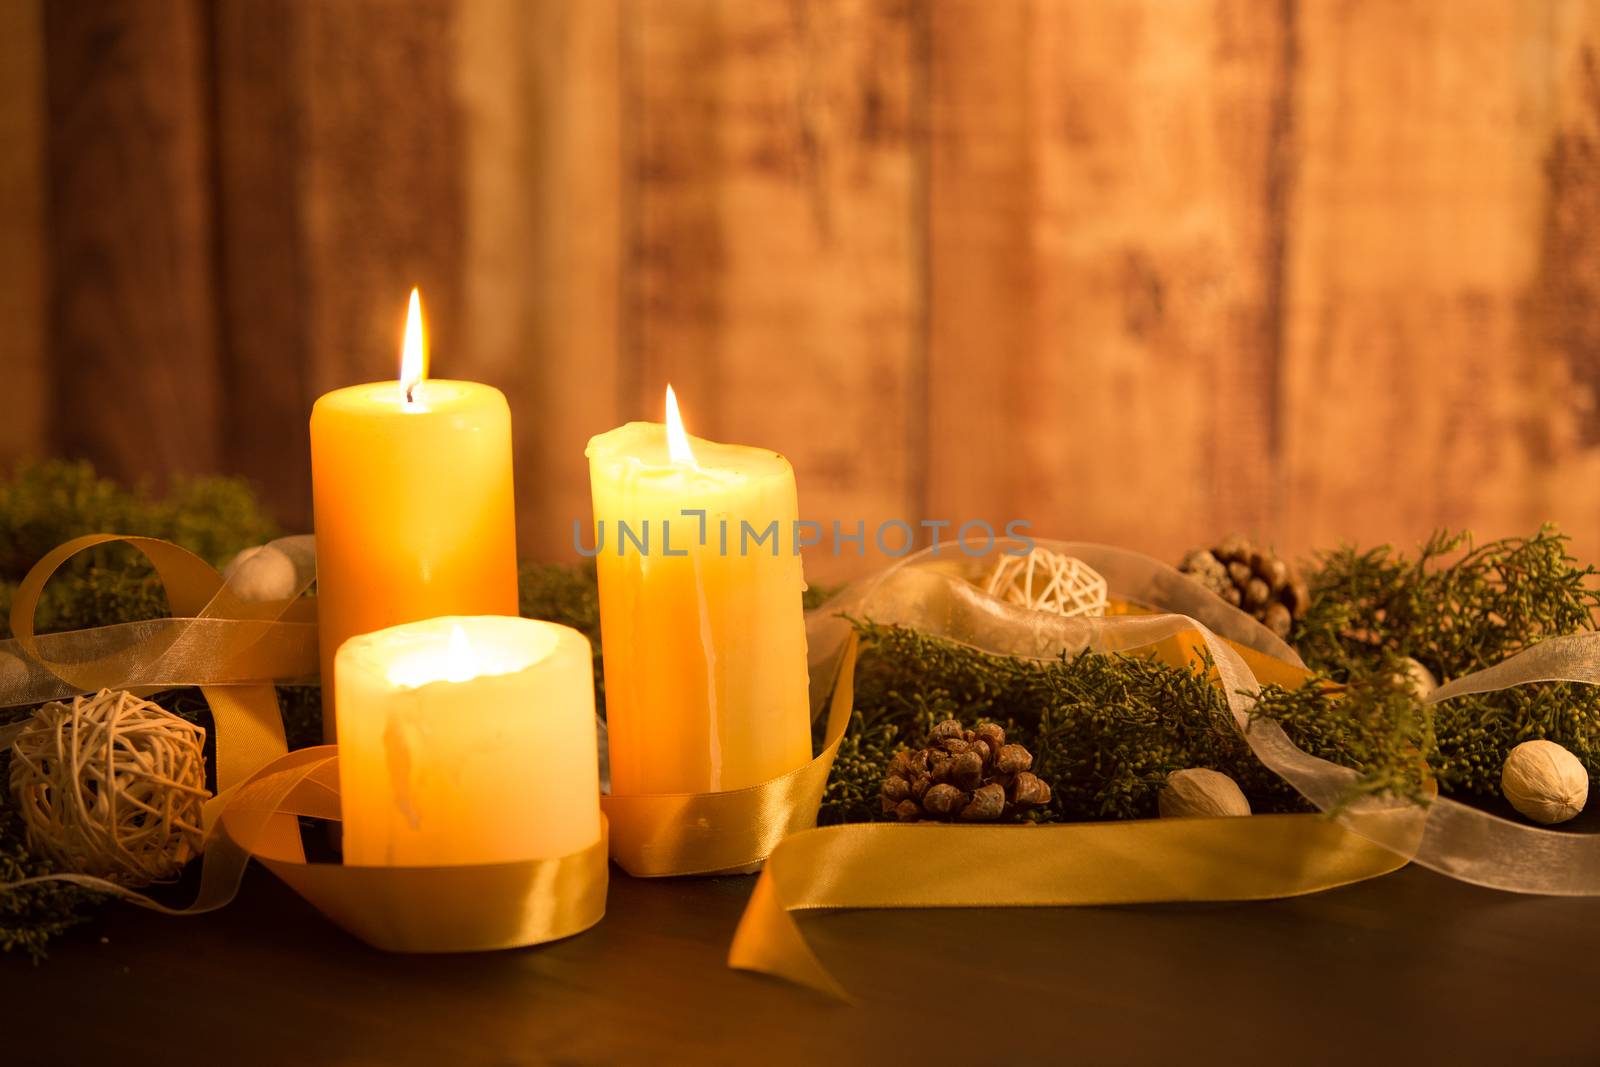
[8,689,209,886]
[983,548,1109,618]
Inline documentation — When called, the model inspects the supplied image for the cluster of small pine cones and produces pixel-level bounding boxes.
[880,719,1051,822]
[1177,534,1309,638]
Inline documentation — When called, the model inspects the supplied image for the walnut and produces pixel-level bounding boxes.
[1157,768,1252,818]
[1501,740,1588,825]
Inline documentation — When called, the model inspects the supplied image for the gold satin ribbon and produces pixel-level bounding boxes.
[600,639,857,877]
[730,817,1410,1002]
[1,535,608,953]
[728,618,1413,1000]
[4,745,610,952]
[221,747,608,952]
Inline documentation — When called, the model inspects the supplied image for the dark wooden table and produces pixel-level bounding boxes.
[4,859,1599,1066]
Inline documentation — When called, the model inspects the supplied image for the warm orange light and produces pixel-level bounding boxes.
[385,622,479,688]
[401,287,427,401]
[444,623,474,683]
[664,384,698,467]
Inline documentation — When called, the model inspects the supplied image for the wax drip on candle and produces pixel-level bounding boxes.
[401,287,427,403]
[663,385,720,784]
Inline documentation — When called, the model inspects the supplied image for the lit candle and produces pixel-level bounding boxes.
[586,387,811,794]
[335,615,600,866]
[311,289,519,738]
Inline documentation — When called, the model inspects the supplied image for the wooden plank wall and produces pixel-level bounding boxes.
[3,0,1599,581]
[0,0,47,468]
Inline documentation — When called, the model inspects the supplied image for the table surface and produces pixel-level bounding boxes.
[5,856,1599,1067]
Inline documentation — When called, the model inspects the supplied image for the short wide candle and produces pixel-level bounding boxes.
[334,616,600,867]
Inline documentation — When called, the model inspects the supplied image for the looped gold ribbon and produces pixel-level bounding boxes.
[731,541,1600,998]
[1,535,608,952]
[723,547,1465,1004]
[7,534,316,687]
[3,534,319,823]
[600,641,857,877]
[727,631,1414,1000]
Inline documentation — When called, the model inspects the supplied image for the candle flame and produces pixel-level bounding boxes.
[444,624,474,684]
[384,621,482,689]
[664,384,698,467]
[400,287,427,402]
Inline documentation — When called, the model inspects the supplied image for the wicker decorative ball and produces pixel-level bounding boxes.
[983,548,1109,618]
[8,688,210,886]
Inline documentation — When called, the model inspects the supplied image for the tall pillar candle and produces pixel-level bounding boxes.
[335,615,600,866]
[585,388,811,795]
[311,290,518,737]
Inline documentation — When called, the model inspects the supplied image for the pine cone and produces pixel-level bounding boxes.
[880,719,1052,822]
[1178,533,1309,639]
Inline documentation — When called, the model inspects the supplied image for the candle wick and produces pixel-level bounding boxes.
[406,380,417,404]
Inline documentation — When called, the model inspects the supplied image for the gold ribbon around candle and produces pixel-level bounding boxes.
[0,535,607,953]
[599,640,857,877]
[219,747,609,952]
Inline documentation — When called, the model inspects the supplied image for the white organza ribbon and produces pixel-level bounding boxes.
[809,539,1600,896]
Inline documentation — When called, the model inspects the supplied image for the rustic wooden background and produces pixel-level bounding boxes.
[4,0,1599,581]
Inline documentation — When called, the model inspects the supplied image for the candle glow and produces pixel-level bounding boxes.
[384,622,511,689]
